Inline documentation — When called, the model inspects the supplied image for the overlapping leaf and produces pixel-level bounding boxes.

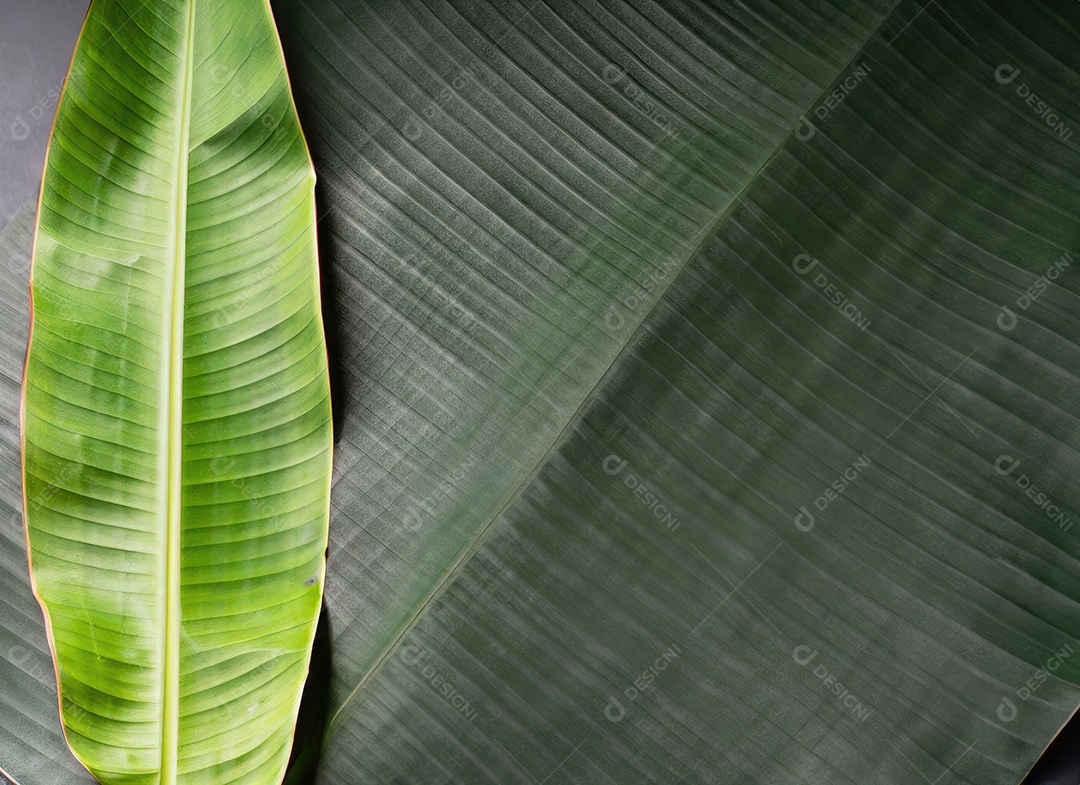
[20,1,331,782]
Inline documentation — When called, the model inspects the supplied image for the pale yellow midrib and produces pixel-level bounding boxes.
[161,2,196,782]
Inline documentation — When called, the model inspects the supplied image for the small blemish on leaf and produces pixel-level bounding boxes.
[304,577,317,586]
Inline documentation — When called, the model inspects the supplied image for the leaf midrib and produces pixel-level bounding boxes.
[161,2,196,781]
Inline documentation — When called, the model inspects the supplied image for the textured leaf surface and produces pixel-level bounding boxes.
[310,1,1080,783]
[20,1,331,783]
[270,0,900,732]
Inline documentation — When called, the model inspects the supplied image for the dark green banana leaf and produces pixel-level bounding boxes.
[269,0,899,729]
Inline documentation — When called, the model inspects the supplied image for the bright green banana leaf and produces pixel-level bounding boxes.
[0,0,1078,784]
[20,1,331,783]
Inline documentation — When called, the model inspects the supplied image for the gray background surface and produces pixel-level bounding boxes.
[0,0,87,229]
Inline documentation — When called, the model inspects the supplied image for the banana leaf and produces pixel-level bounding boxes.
[268,0,901,730]
[304,1,1080,783]
[18,1,331,782]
